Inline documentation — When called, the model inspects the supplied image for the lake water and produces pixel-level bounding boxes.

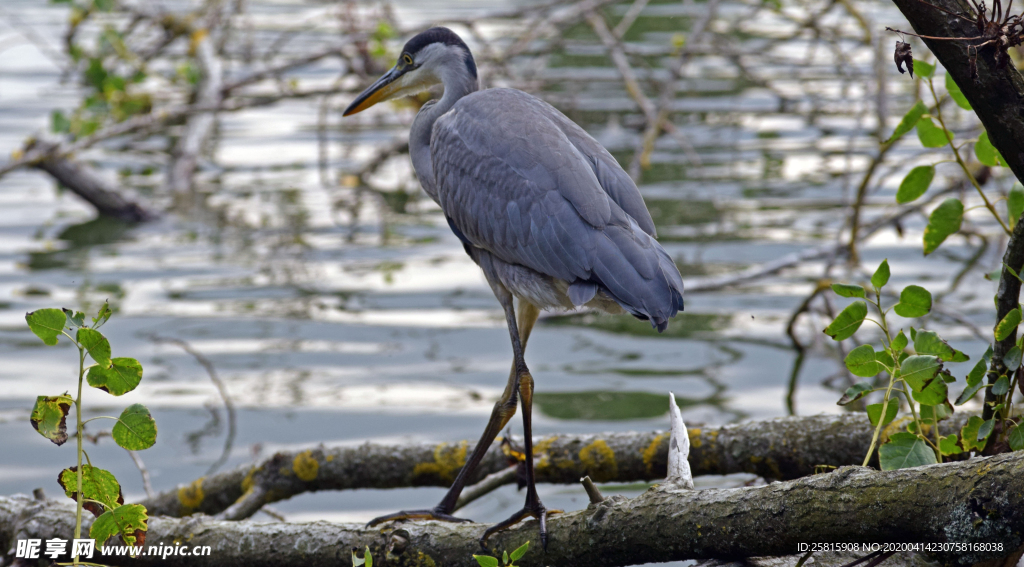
[0,0,1005,560]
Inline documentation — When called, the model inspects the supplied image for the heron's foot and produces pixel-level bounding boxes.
[366,507,473,528]
[479,498,562,551]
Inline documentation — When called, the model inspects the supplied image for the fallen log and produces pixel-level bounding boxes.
[138,412,972,519]
[3,451,1022,567]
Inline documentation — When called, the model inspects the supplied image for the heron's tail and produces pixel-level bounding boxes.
[589,218,685,333]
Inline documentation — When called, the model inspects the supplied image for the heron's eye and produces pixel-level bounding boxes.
[403,53,414,66]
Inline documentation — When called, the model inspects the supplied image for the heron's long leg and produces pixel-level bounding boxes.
[480,294,557,551]
[366,299,540,527]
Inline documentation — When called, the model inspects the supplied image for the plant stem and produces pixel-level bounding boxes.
[927,79,1012,236]
[863,292,898,467]
[74,345,85,566]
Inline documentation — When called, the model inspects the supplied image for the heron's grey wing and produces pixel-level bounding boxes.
[529,100,657,237]
[431,89,683,329]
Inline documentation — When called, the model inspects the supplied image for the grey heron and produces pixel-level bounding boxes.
[343,26,685,549]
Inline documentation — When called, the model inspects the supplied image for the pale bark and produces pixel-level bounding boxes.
[3,451,1023,567]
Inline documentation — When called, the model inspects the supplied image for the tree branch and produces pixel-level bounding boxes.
[3,451,1023,566]
[137,412,971,519]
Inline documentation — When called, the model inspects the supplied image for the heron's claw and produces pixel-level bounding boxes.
[366,507,473,528]
[479,499,561,551]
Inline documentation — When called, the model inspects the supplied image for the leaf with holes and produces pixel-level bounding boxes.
[939,434,963,456]
[76,328,111,368]
[30,395,73,446]
[896,166,934,204]
[62,308,85,328]
[86,358,142,396]
[923,199,963,255]
[92,301,112,329]
[893,286,932,318]
[26,308,66,346]
[112,404,157,450]
[58,465,124,517]
[823,301,867,341]
[961,416,990,452]
[90,504,148,548]
[879,432,937,470]
[845,345,881,377]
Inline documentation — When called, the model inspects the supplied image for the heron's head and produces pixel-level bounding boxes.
[343,27,477,116]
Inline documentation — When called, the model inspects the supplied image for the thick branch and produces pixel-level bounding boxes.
[138,412,970,519]
[30,143,156,222]
[3,452,1023,566]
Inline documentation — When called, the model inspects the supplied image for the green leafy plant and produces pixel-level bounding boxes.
[26,302,156,563]
[474,541,530,567]
[352,546,373,567]
[825,260,984,469]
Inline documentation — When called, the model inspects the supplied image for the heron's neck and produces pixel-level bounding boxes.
[410,68,478,201]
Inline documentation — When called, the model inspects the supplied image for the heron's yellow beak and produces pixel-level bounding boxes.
[343,67,403,116]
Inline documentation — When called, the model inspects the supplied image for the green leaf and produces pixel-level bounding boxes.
[867,400,899,427]
[893,286,932,318]
[879,432,938,470]
[914,60,936,78]
[913,330,968,362]
[57,465,124,517]
[978,418,996,441]
[86,357,143,396]
[945,72,972,110]
[939,433,963,456]
[872,259,891,289]
[917,116,953,148]
[474,555,500,567]
[911,373,948,406]
[975,131,1004,167]
[823,301,868,341]
[961,416,989,452]
[1009,183,1024,229]
[25,308,66,346]
[92,301,112,329]
[957,378,987,405]
[112,404,157,450]
[89,504,148,547]
[992,375,1011,396]
[923,198,963,255]
[51,110,71,133]
[838,381,873,405]
[509,541,530,562]
[845,345,881,377]
[967,346,993,387]
[30,395,73,446]
[995,308,1021,341]
[896,166,935,204]
[365,547,373,567]
[1009,424,1024,452]
[919,402,952,424]
[76,328,111,367]
[62,308,85,328]
[900,355,942,392]
[503,551,509,565]
[831,283,866,298]
[886,102,926,144]
[1005,346,1023,371]
[891,330,908,352]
